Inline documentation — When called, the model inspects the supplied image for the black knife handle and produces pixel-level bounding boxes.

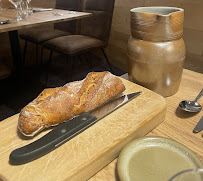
[9,113,97,165]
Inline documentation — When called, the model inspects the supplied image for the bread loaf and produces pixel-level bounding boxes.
[18,72,125,137]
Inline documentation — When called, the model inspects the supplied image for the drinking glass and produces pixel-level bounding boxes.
[168,169,203,181]
[20,1,28,19]
[9,0,23,21]
[9,0,22,9]
[26,0,32,15]
[0,0,2,11]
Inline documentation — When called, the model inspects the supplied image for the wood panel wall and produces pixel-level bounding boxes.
[106,0,203,73]
[0,0,202,73]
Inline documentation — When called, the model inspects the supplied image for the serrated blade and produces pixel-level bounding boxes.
[90,92,141,120]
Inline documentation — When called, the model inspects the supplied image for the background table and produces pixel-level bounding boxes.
[89,69,203,181]
[0,8,91,72]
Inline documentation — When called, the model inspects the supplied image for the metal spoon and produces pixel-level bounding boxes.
[179,89,203,112]
[0,20,10,25]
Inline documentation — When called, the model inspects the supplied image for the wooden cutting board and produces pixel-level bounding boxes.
[0,78,166,181]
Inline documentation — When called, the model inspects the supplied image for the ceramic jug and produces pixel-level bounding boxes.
[127,7,185,97]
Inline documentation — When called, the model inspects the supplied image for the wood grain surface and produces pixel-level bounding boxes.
[0,8,91,33]
[0,77,166,181]
[88,69,203,181]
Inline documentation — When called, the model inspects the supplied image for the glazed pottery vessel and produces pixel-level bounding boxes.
[127,7,185,97]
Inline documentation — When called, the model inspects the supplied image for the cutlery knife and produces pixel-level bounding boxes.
[0,20,9,25]
[193,116,203,133]
[9,92,141,165]
[33,8,53,13]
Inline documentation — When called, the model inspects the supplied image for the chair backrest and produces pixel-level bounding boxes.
[80,0,115,47]
[54,0,80,34]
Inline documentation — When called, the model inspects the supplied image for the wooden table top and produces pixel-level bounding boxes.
[0,8,91,33]
[0,69,202,181]
[89,69,203,181]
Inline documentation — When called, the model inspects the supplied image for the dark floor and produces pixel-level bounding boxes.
[0,54,126,121]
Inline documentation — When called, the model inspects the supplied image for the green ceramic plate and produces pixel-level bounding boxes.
[117,136,203,181]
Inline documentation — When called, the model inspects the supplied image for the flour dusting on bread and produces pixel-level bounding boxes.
[18,72,125,137]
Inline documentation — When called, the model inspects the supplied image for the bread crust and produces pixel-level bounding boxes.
[18,72,125,137]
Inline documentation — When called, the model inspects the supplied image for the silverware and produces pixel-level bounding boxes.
[0,20,10,25]
[9,92,141,165]
[52,12,64,16]
[69,10,76,14]
[193,116,203,133]
[179,89,203,112]
[33,8,53,13]
[8,6,15,9]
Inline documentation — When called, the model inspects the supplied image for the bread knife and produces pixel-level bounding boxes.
[9,92,141,165]
[193,116,203,133]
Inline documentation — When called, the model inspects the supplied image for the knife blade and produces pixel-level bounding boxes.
[193,116,203,133]
[33,8,53,13]
[9,92,141,165]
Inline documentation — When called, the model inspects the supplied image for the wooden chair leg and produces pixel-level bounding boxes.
[36,44,39,65]
[44,49,54,87]
[40,48,44,64]
[66,56,74,82]
[48,49,53,65]
[22,40,27,66]
[85,53,93,69]
[88,53,93,68]
[78,54,84,65]
[101,48,114,73]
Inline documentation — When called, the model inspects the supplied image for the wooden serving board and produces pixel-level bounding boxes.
[0,78,166,181]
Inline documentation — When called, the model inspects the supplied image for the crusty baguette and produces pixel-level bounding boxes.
[18,72,125,137]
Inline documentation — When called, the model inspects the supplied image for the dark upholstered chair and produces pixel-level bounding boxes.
[43,0,115,78]
[19,29,69,65]
[19,0,80,65]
